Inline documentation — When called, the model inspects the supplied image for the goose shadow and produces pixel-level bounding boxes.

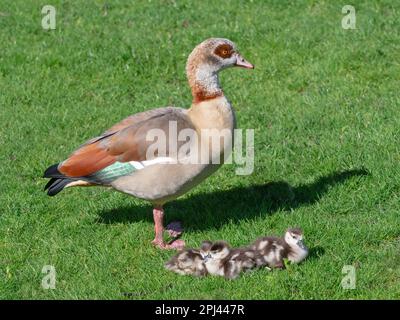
[96,168,369,231]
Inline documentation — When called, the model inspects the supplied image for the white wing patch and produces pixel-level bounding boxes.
[129,157,176,170]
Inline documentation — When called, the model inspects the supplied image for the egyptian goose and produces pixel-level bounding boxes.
[200,241,257,279]
[43,38,254,249]
[165,247,207,277]
[251,228,309,269]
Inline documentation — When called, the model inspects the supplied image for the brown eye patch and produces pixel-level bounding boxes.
[214,44,233,59]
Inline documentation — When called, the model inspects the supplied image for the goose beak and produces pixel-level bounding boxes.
[235,53,254,69]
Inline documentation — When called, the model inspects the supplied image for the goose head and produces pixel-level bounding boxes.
[186,38,254,103]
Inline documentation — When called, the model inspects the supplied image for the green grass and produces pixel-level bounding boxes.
[0,0,399,299]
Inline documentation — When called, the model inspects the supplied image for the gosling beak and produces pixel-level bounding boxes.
[235,53,254,69]
[202,253,212,263]
[297,240,306,249]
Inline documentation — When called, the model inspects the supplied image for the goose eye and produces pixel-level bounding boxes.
[214,44,233,58]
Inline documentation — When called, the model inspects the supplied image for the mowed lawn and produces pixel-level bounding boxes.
[0,0,399,299]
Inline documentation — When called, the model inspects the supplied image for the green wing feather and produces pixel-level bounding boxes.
[86,161,137,184]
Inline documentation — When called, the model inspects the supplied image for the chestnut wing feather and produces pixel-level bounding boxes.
[58,107,195,178]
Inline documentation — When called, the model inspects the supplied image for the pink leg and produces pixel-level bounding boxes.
[151,207,185,250]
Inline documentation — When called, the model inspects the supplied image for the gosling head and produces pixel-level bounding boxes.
[200,240,231,262]
[284,228,306,250]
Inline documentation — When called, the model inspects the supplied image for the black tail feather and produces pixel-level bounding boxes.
[43,163,64,178]
[43,163,73,196]
[44,177,57,191]
[47,178,73,196]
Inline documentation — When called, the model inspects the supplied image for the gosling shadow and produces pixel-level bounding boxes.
[97,168,369,231]
[307,246,326,261]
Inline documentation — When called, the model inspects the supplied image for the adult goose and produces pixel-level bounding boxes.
[44,38,254,249]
